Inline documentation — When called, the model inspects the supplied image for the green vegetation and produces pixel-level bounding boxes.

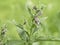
[0,0,60,45]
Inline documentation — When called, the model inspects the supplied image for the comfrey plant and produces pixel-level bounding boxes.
[0,1,59,45]
[0,24,7,45]
[11,3,48,45]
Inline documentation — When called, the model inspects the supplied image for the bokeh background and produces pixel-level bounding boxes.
[0,0,60,45]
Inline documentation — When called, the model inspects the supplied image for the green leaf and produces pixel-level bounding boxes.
[27,7,34,18]
[16,25,29,41]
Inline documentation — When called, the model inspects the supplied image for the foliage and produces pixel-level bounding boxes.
[0,0,60,45]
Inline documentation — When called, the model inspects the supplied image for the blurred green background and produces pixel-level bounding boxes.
[0,0,60,45]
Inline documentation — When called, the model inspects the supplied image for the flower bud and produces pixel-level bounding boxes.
[34,16,40,25]
[32,5,37,10]
[36,9,43,16]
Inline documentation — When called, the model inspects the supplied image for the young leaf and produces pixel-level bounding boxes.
[16,24,29,42]
[27,7,34,18]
